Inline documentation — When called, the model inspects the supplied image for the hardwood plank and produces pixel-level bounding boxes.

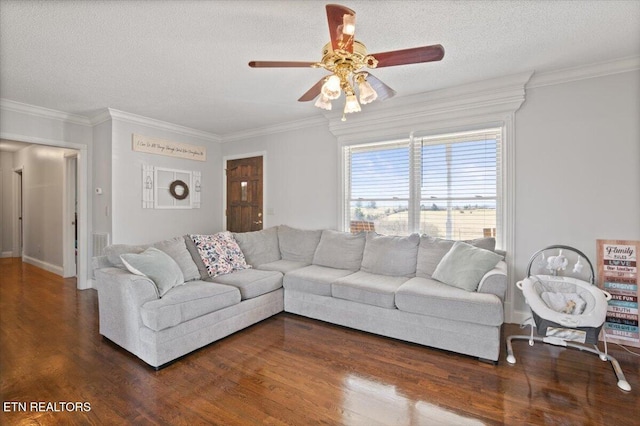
[1,258,638,425]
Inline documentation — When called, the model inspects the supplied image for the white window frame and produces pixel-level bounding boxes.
[343,127,502,243]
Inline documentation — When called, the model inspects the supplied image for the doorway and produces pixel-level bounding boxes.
[226,156,263,233]
[13,168,23,258]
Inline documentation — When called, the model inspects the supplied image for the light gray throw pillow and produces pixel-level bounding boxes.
[312,230,366,271]
[277,225,322,263]
[432,241,502,292]
[120,247,185,297]
[360,233,420,277]
[153,236,200,282]
[416,236,496,278]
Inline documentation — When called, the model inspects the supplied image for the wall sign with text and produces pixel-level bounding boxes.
[597,239,639,348]
[132,134,206,162]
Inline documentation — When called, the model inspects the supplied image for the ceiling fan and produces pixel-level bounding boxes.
[248,4,445,120]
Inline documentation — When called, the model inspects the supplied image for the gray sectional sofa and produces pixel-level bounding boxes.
[93,225,507,368]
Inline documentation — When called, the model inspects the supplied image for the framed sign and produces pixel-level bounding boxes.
[597,239,639,348]
[132,134,206,162]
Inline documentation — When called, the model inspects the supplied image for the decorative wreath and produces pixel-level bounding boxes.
[169,180,190,200]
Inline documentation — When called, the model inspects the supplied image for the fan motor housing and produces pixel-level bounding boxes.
[320,41,377,72]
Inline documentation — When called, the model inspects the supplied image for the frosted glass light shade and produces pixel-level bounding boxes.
[344,94,361,114]
[358,79,377,104]
[314,94,332,110]
[321,75,341,100]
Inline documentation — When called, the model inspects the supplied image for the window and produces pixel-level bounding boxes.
[344,128,502,241]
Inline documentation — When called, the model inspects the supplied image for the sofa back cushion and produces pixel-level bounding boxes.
[360,233,420,277]
[416,236,496,279]
[278,225,322,263]
[104,237,200,282]
[233,226,281,267]
[312,230,366,271]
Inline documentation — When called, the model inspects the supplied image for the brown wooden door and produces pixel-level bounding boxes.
[226,156,263,232]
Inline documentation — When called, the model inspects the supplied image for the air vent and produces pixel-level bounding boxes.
[92,232,110,256]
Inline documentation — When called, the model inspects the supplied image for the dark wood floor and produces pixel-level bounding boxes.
[1,258,638,425]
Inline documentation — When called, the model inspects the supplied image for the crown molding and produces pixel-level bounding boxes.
[0,98,92,126]
[104,108,222,143]
[527,56,640,89]
[327,71,533,145]
[222,115,327,143]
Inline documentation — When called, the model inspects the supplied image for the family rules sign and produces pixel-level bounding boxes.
[597,239,640,348]
[132,134,206,162]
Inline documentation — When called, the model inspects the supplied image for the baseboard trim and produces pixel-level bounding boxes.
[1,251,15,258]
[22,255,64,276]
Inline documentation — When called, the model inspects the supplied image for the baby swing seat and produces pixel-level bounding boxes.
[506,245,631,391]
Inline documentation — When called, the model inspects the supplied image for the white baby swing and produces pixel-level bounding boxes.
[506,245,631,391]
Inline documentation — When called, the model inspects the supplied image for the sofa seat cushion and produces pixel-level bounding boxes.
[395,277,503,326]
[284,265,356,296]
[140,281,241,332]
[257,259,309,274]
[209,269,283,300]
[332,271,409,309]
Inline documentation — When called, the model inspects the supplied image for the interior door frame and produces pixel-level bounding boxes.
[12,166,23,258]
[63,153,78,277]
[222,151,267,232]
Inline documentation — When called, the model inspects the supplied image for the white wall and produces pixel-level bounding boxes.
[512,70,640,314]
[221,123,339,230]
[92,120,112,240]
[1,102,93,288]
[109,117,223,244]
[0,151,14,255]
[220,68,640,323]
[11,144,78,273]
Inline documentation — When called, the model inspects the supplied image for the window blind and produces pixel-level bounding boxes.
[344,128,501,239]
[419,129,501,239]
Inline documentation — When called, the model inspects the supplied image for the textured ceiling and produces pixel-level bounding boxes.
[1,0,639,137]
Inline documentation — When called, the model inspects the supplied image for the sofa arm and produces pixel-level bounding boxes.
[94,267,159,354]
[477,260,508,302]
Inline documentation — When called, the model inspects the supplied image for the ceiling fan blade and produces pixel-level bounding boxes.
[298,77,327,102]
[248,61,316,68]
[326,4,356,53]
[365,73,396,101]
[371,44,445,68]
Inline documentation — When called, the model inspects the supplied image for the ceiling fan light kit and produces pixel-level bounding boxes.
[249,4,444,121]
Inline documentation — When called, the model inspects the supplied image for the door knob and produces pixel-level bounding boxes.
[253,220,263,225]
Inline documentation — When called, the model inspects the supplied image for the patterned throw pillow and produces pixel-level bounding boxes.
[190,232,251,277]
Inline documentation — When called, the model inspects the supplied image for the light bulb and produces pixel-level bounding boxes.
[357,78,378,104]
[321,75,341,100]
[342,14,355,36]
[344,94,361,114]
[314,94,332,110]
